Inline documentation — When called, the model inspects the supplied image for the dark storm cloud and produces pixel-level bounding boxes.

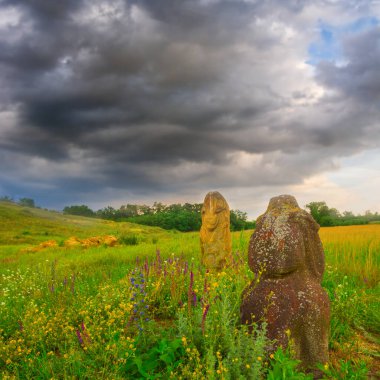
[0,0,379,208]
[317,26,380,103]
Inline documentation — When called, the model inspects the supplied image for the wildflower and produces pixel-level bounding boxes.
[246,364,250,369]
[188,271,195,312]
[201,304,210,334]
[182,336,187,346]
[192,292,197,307]
[257,356,262,361]
[269,353,274,359]
[76,330,84,345]
[324,363,329,370]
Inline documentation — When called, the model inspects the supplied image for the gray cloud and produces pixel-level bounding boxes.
[0,0,379,212]
[317,26,380,104]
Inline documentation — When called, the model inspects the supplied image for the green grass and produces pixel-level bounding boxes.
[0,201,379,379]
[0,201,168,246]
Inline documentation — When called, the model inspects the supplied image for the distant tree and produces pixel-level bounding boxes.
[119,204,139,218]
[342,211,355,218]
[230,209,255,231]
[138,204,153,215]
[152,202,166,214]
[329,208,341,219]
[96,206,116,219]
[0,195,14,202]
[63,205,95,217]
[305,201,332,226]
[19,198,35,208]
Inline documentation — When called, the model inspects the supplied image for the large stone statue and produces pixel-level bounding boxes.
[200,191,232,270]
[241,195,330,375]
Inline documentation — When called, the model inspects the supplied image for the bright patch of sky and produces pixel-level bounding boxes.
[325,148,380,214]
[307,16,379,65]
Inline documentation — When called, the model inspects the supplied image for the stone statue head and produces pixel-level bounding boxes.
[249,194,325,281]
[201,191,230,231]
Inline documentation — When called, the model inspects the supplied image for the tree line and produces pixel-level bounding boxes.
[62,201,380,229]
[0,196,36,208]
[62,202,255,232]
[305,201,380,227]
[1,195,379,230]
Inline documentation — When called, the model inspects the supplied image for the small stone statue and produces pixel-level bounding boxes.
[241,195,330,374]
[200,191,232,270]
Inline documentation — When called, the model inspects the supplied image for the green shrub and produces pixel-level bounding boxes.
[119,234,139,246]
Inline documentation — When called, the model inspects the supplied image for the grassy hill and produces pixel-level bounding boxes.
[0,201,169,246]
[0,201,379,379]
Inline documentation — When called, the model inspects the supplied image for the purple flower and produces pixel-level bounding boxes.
[144,259,149,275]
[192,292,197,307]
[76,330,84,345]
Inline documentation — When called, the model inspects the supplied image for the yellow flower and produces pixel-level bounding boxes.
[257,356,262,361]
[269,353,274,359]
[181,336,187,346]
[324,363,329,370]
[246,364,250,369]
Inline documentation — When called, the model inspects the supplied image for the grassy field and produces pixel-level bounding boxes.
[0,201,379,379]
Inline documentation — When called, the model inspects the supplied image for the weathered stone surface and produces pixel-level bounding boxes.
[200,191,231,270]
[241,195,330,373]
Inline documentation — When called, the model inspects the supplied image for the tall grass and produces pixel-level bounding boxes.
[320,225,380,286]
[0,202,379,378]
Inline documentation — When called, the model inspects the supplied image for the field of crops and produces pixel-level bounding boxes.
[0,201,379,379]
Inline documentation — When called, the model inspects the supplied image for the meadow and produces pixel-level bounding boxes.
[0,201,379,379]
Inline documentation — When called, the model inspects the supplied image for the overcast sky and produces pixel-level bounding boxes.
[0,0,379,218]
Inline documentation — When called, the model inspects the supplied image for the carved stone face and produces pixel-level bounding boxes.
[200,191,231,270]
[201,192,229,231]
